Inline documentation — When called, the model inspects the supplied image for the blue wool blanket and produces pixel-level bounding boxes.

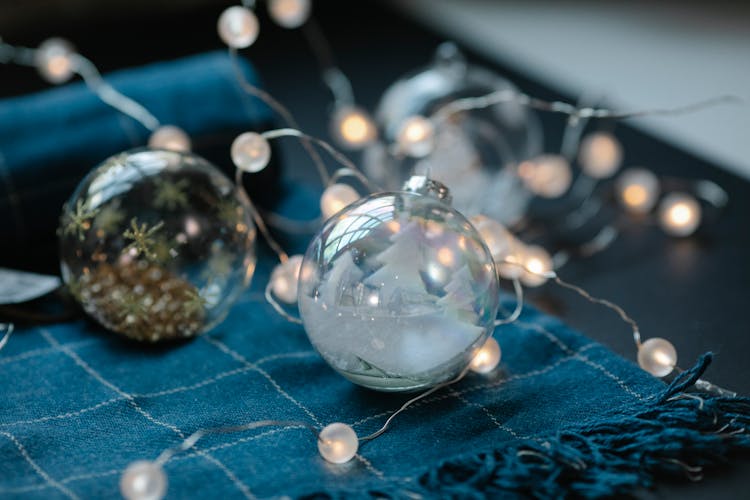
[1,269,749,498]
[1,54,749,499]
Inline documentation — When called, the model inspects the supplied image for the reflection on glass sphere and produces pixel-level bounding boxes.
[298,189,499,391]
[59,149,256,342]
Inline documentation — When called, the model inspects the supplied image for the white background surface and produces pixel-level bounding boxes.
[396,0,750,179]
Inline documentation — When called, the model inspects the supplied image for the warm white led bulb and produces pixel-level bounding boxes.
[331,106,376,149]
[496,239,526,281]
[268,0,311,29]
[396,115,435,158]
[318,423,359,464]
[658,192,701,237]
[120,460,167,500]
[469,337,501,374]
[517,155,572,198]
[231,132,271,173]
[217,6,260,49]
[320,184,360,220]
[616,167,660,214]
[470,215,513,262]
[270,255,304,304]
[35,38,76,84]
[520,245,553,287]
[148,125,191,153]
[637,337,677,377]
[579,132,623,179]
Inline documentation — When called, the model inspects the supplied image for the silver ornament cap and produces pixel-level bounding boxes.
[402,175,452,205]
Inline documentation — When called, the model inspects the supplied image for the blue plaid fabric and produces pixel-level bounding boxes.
[0,273,667,498]
[2,52,747,499]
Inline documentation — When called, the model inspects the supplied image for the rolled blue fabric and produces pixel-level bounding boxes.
[0,51,274,272]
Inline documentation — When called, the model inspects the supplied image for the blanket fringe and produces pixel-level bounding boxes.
[412,353,750,498]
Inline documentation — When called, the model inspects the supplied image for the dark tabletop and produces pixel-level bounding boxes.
[1,0,748,497]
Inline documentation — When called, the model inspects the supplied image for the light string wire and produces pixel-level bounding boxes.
[431,89,742,125]
[503,260,737,397]
[261,128,377,190]
[300,16,355,106]
[0,39,160,132]
[360,364,473,441]
[235,167,290,263]
[234,126,377,267]
[427,88,736,260]
[7,12,740,488]
[153,420,319,466]
[0,323,13,352]
[70,54,160,132]
[228,47,331,185]
[264,280,303,324]
[495,278,524,326]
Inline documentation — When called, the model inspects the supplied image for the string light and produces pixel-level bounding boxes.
[34,37,76,84]
[396,115,434,157]
[148,125,191,153]
[658,192,702,237]
[317,423,359,464]
[0,10,740,500]
[270,255,304,304]
[496,239,526,281]
[637,337,677,377]
[120,461,167,500]
[320,183,360,219]
[231,131,271,173]
[217,5,260,49]
[616,167,660,214]
[578,132,623,179]
[330,105,377,149]
[470,215,514,262]
[517,155,572,198]
[469,337,501,374]
[268,0,312,29]
[519,245,553,287]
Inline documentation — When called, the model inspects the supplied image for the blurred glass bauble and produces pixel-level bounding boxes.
[363,42,543,226]
[58,149,256,342]
[298,176,499,391]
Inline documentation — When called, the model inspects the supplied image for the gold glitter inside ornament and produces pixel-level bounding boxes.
[59,148,256,341]
[75,262,205,342]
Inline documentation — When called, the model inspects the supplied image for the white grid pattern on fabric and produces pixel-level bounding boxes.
[0,316,647,497]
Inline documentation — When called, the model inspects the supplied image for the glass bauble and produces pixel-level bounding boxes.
[298,178,499,391]
[363,43,543,226]
[58,148,256,342]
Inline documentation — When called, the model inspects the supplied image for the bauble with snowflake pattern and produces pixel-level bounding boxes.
[58,148,256,342]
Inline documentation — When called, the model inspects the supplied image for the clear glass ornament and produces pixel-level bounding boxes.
[298,177,499,391]
[59,149,256,342]
[363,42,543,226]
